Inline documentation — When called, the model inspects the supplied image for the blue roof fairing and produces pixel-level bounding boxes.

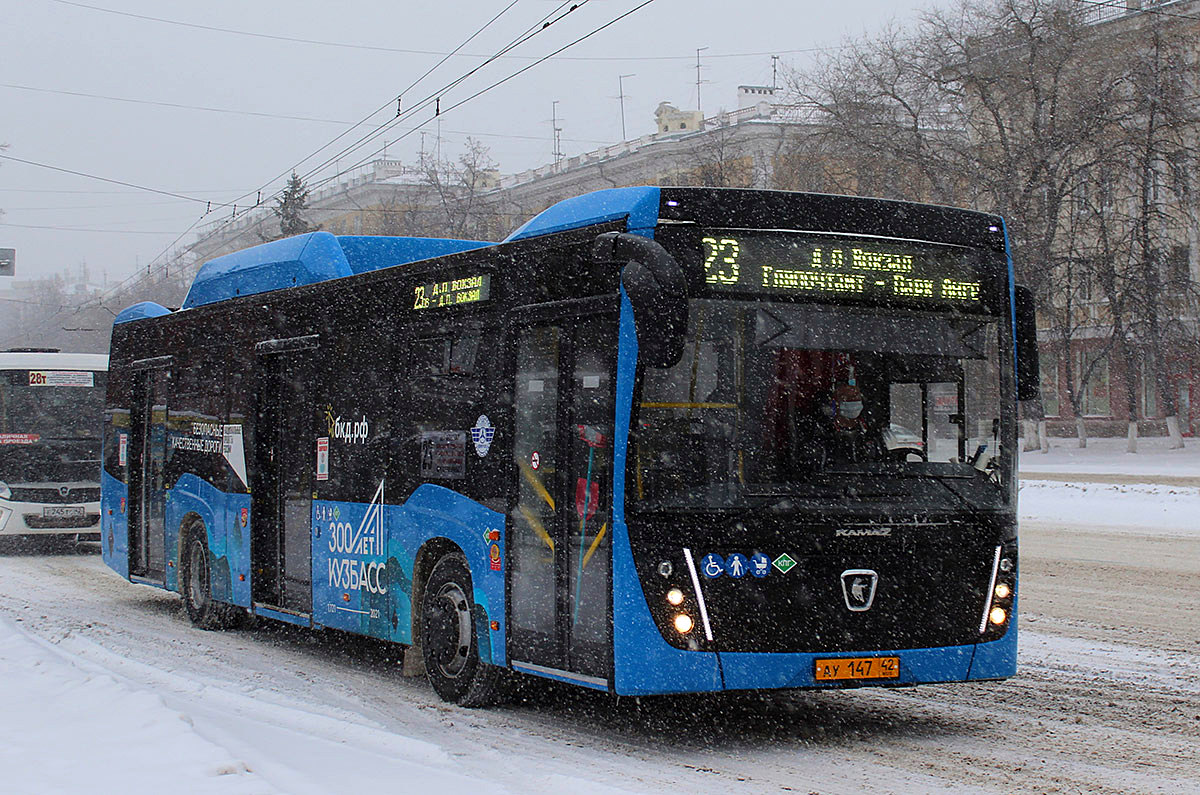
[335,235,492,275]
[181,231,491,309]
[113,301,171,325]
[176,187,664,311]
[504,186,662,242]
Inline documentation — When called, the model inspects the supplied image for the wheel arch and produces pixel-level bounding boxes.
[410,536,467,651]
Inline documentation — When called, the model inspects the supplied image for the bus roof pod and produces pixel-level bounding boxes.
[180,231,491,310]
[158,187,665,314]
[113,301,172,325]
[505,186,661,242]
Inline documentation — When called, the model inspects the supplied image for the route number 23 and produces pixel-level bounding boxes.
[703,237,741,285]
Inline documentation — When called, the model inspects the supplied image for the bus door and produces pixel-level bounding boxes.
[508,315,614,685]
[251,339,316,615]
[129,365,170,582]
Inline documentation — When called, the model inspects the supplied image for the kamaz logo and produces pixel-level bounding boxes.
[835,527,892,537]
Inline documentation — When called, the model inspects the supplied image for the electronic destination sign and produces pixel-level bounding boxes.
[701,232,983,306]
[412,273,491,311]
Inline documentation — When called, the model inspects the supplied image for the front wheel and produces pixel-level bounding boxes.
[182,526,238,630]
[421,552,504,706]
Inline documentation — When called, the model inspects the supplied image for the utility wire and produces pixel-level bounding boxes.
[11,0,658,344]
[275,1,586,204]
[0,82,356,125]
[0,153,233,208]
[312,0,660,191]
[0,82,614,144]
[0,221,188,234]
[48,0,837,60]
[121,2,548,299]
[167,0,641,276]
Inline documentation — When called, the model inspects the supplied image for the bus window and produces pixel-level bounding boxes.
[510,326,560,651]
[566,317,613,676]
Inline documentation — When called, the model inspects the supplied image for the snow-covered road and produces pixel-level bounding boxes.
[1,479,1197,794]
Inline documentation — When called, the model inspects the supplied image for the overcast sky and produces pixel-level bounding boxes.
[0,0,941,288]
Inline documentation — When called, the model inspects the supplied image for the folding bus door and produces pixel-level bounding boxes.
[128,366,170,583]
[251,339,316,615]
[508,315,614,686]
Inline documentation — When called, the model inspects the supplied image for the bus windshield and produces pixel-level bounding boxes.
[0,369,107,442]
[0,369,107,484]
[630,299,1008,512]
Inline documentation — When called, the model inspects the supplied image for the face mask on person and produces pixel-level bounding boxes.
[839,401,863,420]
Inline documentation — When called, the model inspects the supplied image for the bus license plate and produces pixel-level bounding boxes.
[814,656,900,681]
[43,506,84,518]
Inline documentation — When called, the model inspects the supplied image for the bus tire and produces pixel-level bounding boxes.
[182,526,237,630]
[420,552,504,707]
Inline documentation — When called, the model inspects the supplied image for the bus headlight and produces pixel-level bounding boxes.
[673,614,694,634]
[666,588,684,606]
[980,542,1016,639]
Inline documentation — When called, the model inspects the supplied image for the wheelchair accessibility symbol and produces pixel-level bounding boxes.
[701,553,724,578]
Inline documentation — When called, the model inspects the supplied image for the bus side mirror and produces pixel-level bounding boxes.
[1014,284,1039,401]
[593,232,688,368]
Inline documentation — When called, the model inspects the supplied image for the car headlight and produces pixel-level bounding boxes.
[0,481,11,501]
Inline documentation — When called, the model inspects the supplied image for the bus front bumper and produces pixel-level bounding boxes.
[0,499,102,537]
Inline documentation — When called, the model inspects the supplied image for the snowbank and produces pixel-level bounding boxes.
[0,614,268,794]
[1019,434,1200,478]
[1019,479,1199,536]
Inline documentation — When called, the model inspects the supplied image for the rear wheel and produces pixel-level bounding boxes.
[182,526,239,630]
[421,552,504,706]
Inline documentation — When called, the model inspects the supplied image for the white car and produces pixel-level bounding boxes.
[883,423,926,461]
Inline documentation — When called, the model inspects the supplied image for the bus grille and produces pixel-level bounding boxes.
[8,486,101,504]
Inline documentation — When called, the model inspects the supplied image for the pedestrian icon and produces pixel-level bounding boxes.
[726,553,748,578]
[701,553,724,578]
[750,552,771,578]
[773,552,797,574]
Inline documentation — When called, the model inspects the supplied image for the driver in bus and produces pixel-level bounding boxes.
[819,382,884,464]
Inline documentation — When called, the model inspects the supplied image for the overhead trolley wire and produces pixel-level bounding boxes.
[10,0,658,347]
[215,0,560,223]
[310,0,659,191]
[279,0,587,202]
[11,0,570,331]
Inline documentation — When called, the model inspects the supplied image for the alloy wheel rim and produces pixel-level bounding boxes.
[431,581,472,678]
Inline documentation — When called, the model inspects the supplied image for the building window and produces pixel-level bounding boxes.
[1167,244,1189,287]
[1040,353,1060,417]
[1078,350,1110,416]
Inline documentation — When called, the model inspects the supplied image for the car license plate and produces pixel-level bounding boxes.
[814,656,900,681]
[43,505,84,518]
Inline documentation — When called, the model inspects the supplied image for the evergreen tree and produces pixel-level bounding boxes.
[274,172,313,237]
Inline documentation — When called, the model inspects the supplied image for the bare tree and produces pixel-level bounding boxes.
[789,0,1138,449]
[663,122,756,188]
[1111,17,1200,448]
[419,138,503,240]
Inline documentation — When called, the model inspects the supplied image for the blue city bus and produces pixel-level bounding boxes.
[101,187,1038,705]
